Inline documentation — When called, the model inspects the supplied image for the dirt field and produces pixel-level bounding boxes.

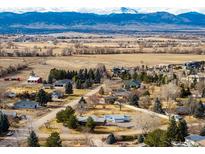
[1,53,205,93]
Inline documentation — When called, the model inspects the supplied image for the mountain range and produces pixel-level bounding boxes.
[0,10,205,34]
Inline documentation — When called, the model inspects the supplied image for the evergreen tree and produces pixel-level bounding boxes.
[194,101,205,118]
[65,82,73,95]
[99,87,105,95]
[180,86,191,98]
[176,119,189,142]
[76,79,82,89]
[191,78,197,89]
[153,98,165,114]
[46,132,62,147]
[106,133,116,144]
[200,126,205,136]
[167,116,178,141]
[86,117,96,132]
[129,94,139,107]
[138,134,144,143]
[144,129,171,147]
[0,111,9,134]
[94,69,101,83]
[67,115,78,129]
[202,88,205,98]
[84,79,92,88]
[56,106,75,123]
[27,130,40,147]
[132,72,138,80]
[88,69,95,81]
[78,96,87,106]
[36,89,49,106]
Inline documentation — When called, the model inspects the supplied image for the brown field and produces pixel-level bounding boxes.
[1,53,205,93]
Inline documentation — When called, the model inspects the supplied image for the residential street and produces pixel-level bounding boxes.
[0,84,103,147]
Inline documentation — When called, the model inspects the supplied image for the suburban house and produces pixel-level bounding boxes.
[112,67,129,76]
[77,114,131,125]
[112,88,131,100]
[123,79,141,89]
[27,73,42,83]
[104,115,131,123]
[14,100,40,109]
[53,79,72,88]
[52,90,64,99]
[2,110,17,118]
[77,115,106,126]
[185,134,205,147]
[184,61,204,69]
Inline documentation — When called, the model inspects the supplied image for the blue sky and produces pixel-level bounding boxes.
[0,0,205,14]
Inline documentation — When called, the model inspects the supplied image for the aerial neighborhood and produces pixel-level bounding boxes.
[1,56,205,147]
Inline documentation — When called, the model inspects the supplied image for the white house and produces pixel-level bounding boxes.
[52,90,64,100]
[27,75,42,83]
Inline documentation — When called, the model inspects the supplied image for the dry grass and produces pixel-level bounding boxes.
[84,104,136,117]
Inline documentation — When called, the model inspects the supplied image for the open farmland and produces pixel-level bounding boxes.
[1,53,205,93]
[1,53,205,80]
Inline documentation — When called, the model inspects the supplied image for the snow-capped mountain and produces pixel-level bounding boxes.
[0,7,205,15]
[0,7,205,34]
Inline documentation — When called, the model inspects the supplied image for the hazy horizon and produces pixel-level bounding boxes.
[0,0,205,14]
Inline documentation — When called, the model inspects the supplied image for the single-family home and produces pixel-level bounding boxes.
[27,74,42,83]
[123,79,141,89]
[104,115,131,123]
[2,110,17,118]
[77,115,106,126]
[14,100,40,109]
[112,88,131,100]
[53,79,72,88]
[52,90,64,99]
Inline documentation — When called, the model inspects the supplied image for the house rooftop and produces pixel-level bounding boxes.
[15,99,39,105]
[28,75,41,81]
[54,79,72,85]
[185,134,205,142]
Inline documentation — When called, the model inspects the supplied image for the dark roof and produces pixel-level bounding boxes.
[54,79,72,85]
[15,100,39,106]
[124,79,141,86]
